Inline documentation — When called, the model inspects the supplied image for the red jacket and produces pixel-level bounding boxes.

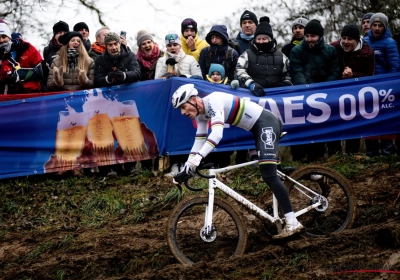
[0,38,43,93]
[330,39,375,78]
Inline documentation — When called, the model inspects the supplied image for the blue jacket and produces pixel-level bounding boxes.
[364,28,399,74]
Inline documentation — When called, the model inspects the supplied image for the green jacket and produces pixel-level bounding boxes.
[290,37,340,85]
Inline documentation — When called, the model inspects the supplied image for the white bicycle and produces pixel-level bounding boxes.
[166,160,356,265]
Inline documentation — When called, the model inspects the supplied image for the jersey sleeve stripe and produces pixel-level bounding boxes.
[206,139,218,148]
[231,99,245,126]
[226,96,240,124]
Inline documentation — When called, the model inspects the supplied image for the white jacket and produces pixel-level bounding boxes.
[155,49,202,79]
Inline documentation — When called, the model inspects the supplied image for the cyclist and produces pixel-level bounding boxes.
[171,83,303,239]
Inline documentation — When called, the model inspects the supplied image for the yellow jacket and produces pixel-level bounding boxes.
[180,33,209,62]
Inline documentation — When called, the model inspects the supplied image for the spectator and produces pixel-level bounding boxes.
[290,19,340,162]
[206,63,228,84]
[199,25,239,82]
[180,18,208,61]
[136,30,164,81]
[235,16,291,95]
[361,12,374,36]
[281,16,309,58]
[234,10,258,54]
[73,22,91,52]
[94,32,141,87]
[363,12,399,157]
[47,31,94,91]
[0,20,44,94]
[43,21,69,84]
[89,27,109,60]
[233,10,259,163]
[154,33,202,79]
[330,24,375,155]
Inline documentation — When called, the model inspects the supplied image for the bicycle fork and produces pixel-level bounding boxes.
[200,187,217,242]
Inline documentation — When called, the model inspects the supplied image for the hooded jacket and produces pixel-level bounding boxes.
[199,25,239,82]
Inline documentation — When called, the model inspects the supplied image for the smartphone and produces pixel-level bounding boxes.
[120,31,127,38]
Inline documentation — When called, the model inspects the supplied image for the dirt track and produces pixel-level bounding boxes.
[1,162,399,280]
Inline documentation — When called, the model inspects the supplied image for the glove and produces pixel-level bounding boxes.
[53,66,64,87]
[107,70,126,83]
[283,78,293,86]
[161,72,177,79]
[249,82,265,97]
[76,68,88,86]
[165,58,178,66]
[183,153,203,175]
[172,170,193,185]
[230,79,239,89]
[189,75,202,80]
[5,70,20,84]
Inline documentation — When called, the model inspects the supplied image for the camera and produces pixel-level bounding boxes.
[120,31,127,38]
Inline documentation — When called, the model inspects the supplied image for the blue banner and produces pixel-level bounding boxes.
[0,73,399,179]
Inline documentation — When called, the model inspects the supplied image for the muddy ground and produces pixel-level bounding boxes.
[1,160,400,280]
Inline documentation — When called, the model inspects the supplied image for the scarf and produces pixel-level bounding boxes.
[91,42,106,54]
[51,37,63,50]
[239,30,254,41]
[136,43,161,71]
[292,39,302,46]
[67,49,79,73]
[208,45,229,63]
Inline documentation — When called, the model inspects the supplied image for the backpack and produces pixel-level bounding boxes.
[228,39,241,54]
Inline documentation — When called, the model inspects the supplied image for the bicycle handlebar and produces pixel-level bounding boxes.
[172,162,215,192]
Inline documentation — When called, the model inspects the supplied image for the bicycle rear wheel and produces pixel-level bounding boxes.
[166,195,248,265]
[284,165,356,237]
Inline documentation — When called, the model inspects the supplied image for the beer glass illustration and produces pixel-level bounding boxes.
[54,111,90,172]
[110,100,149,161]
[83,91,116,165]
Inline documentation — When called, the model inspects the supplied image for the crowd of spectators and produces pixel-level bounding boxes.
[0,10,399,176]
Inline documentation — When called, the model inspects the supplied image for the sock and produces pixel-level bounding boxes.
[284,211,297,224]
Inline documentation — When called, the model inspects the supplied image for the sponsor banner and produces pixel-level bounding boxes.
[0,73,399,179]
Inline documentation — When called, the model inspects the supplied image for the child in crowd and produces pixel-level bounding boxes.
[206,63,228,84]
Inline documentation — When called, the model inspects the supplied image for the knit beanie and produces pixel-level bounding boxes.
[0,20,11,39]
[165,33,181,46]
[291,16,309,30]
[341,24,360,40]
[104,32,121,45]
[304,19,324,36]
[362,12,375,22]
[136,30,153,47]
[181,18,198,34]
[254,16,273,40]
[53,21,70,34]
[58,31,83,45]
[369,13,388,30]
[240,10,258,26]
[73,22,89,32]
[208,63,225,79]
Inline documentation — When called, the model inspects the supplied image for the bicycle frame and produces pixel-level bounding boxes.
[202,160,324,236]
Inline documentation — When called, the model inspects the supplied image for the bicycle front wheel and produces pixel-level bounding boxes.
[284,165,356,237]
[166,195,248,265]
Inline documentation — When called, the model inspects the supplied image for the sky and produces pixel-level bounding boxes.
[26,0,247,53]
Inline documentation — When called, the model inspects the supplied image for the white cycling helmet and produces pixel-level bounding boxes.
[171,84,198,108]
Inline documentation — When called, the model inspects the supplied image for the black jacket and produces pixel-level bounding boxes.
[94,45,141,87]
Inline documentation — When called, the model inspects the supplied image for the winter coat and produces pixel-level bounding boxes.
[43,39,62,83]
[364,29,399,74]
[94,45,141,87]
[155,49,202,79]
[290,37,340,85]
[330,39,375,78]
[180,33,209,62]
[47,56,95,91]
[235,39,290,88]
[199,25,239,82]
[0,38,43,94]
